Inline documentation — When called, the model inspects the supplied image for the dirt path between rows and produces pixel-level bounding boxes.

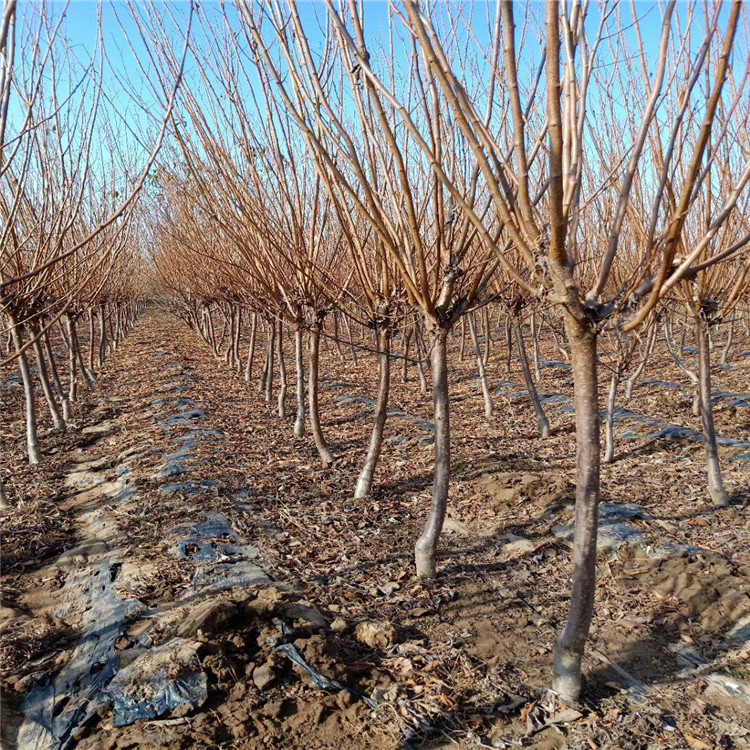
[2,313,750,750]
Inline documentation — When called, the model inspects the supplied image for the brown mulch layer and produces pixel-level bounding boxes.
[1,312,748,750]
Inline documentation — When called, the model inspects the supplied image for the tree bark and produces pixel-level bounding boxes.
[98,303,108,367]
[414,326,450,579]
[720,321,733,365]
[65,314,78,403]
[265,318,275,404]
[308,322,334,465]
[244,311,257,382]
[604,371,618,464]
[294,325,306,436]
[504,315,513,373]
[277,319,287,418]
[468,313,493,418]
[696,314,730,506]
[482,306,491,368]
[9,313,41,464]
[0,473,8,509]
[88,307,97,374]
[71,316,93,387]
[514,319,550,438]
[553,325,600,703]
[401,325,412,383]
[355,327,390,499]
[44,329,72,421]
[414,322,428,394]
[343,314,358,365]
[31,322,65,431]
[531,313,542,382]
[234,306,242,372]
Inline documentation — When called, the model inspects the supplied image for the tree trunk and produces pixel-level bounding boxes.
[31,323,65,431]
[504,315,513,373]
[294,325,306,436]
[355,327,390,499]
[258,320,270,394]
[333,312,344,360]
[277,319,287,418]
[9,313,41,465]
[514,319,550,438]
[414,326,450,579]
[0,473,8,509]
[414,322,428,394]
[458,317,466,362]
[468,314,493,418]
[74,319,94,386]
[44,329,72,421]
[624,322,658,403]
[308,323,334,465]
[720,321,733,365]
[482,307,491,368]
[343,315,358,365]
[696,314,730,506]
[603,371,618,464]
[553,325,600,703]
[531,313,542,382]
[265,319,275,404]
[65,315,78,403]
[401,325,412,383]
[234,306,243,372]
[99,305,107,366]
[88,308,97,374]
[244,311,257,382]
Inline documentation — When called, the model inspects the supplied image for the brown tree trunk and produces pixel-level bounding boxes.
[333,312,344,360]
[504,315,513,373]
[308,322,334,465]
[98,304,108,367]
[468,313,493,418]
[603,371,618,464]
[234,306,243,372]
[72,318,94,387]
[277,319,287,418]
[65,314,78,403]
[530,313,542,382]
[0,473,8,509]
[265,318,275,405]
[514,319,550,438]
[414,322,428,394]
[258,320,270,394]
[44,329,72,421]
[720,321,733,365]
[696,313,730,506]
[414,326,450,579]
[401,325,412,383]
[624,322,658,403]
[553,325,600,703]
[354,327,390,499]
[482,306,491,368]
[294,325,305,436]
[88,307,97,374]
[31,322,65,431]
[9,312,41,465]
[343,314,358,365]
[244,311,257,382]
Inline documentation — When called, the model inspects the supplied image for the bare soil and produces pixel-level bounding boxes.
[1,312,749,750]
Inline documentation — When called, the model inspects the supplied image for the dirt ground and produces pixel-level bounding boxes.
[1,311,749,750]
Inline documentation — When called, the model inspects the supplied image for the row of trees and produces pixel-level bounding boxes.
[0,0,191,495]
[3,0,749,704]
